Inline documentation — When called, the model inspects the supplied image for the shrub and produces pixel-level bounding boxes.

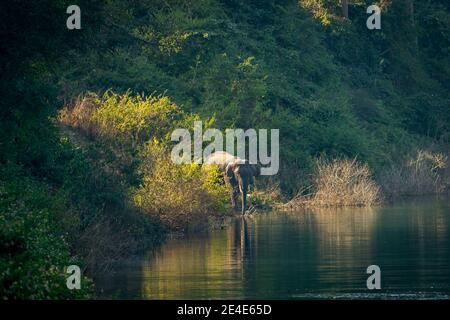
[0,168,93,299]
[92,91,178,146]
[58,93,99,139]
[201,164,230,215]
[56,131,164,274]
[282,158,380,209]
[59,91,199,147]
[132,142,229,231]
[380,149,449,198]
[60,90,229,232]
[311,158,380,206]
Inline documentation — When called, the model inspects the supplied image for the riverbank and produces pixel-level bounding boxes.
[277,151,449,211]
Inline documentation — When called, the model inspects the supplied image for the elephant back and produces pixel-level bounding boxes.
[204,151,236,171]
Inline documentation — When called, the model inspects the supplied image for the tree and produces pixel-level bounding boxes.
[341,0,349,18]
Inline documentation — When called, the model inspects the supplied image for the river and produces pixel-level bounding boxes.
[97,196,450,299]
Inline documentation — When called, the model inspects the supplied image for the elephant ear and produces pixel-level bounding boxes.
[226,162,235,178]
[251,164,261,177]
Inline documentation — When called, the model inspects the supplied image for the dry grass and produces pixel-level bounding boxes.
[58,93,99,139]
[281,158,380,210]
[380,149,449,198]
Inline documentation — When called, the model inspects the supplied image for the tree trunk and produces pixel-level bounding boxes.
[409,0,419,50]
[409,0,415,25]
[341,0,349,18]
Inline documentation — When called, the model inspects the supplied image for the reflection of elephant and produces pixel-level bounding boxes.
[205,151,260,214]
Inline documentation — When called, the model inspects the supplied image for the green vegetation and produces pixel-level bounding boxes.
[59,91,228,232]
[132,142,230,231]
[1,0,449,298]
[0,168,92,299]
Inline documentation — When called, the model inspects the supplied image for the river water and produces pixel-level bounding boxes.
[97,196,450,299]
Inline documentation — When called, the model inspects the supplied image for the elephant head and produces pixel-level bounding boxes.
[226,159,260,214]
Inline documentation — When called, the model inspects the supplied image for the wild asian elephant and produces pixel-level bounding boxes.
[204,151,260,214]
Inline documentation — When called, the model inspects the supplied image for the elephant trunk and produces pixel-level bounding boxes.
[240,182,248,215]
[241,191,247,215]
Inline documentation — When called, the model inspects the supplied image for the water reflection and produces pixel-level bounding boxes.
[98,197,450,299]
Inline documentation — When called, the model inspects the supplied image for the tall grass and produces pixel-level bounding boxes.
[282,158,380,209]
[58,93,98,139]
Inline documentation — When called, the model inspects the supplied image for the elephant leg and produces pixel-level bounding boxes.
[230,189,236,209]
[241,191,247,215]
[231,187,239,210]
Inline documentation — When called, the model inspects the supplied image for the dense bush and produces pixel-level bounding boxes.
[60,91,229,232]
[311,158,380,206]
[92,91,189,146]
[282,158,380,209]
[0,167,92,299]
[133,143,230,231]
[58,138,165,273]
[59,91,199,147]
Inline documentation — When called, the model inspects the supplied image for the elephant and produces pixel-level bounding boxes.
[204,151,260,214]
